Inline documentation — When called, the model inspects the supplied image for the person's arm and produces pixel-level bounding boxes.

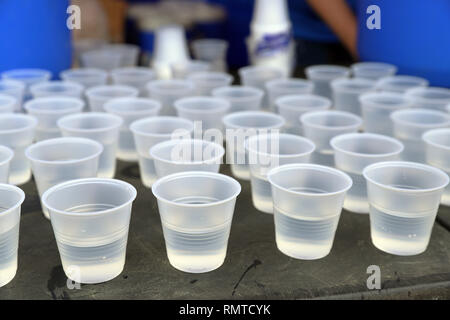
[306,0,358,58]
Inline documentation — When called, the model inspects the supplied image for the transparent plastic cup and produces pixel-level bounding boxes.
[0,146,13,183]
[186,71,233,96]
[275,94,331,134]
[85,85,139,112]
[147,79,196,116]
[25,137,103,219]
[0,114,37,185]
[171,60,210,79]
[391,108,450,163]
[212,85,263,113]
[246,133,315,213]
[130,116,194,187]
[152,171,241,273]
[2,68,52,100]
[24,97,84,141]
[191,39,229,72]
[80,50,123,71]
[104,97,161,162]
[267,164,352,260]
[110,67,155,96]
[423,128,450,206]
[376,75,429,93]
[266,78,314,112]
[42,178,137,284]
[331,77,377,116]
[0,79,25,112]
[300,110,362,167]
[0,184,25,287]
[57,112,123,178]
[102,44,140,67]
[60,68,109,89]
[222,111,285,180]
[405,87,450,112]
[331,133,404,214]
[359,92,414,135]
[0,94,17,113]
[305,65,350,99]
[351,62,397,80]
[150,139,224,179]
[363,161,449,255]
[30,81,84,99]
[174,96,230,132]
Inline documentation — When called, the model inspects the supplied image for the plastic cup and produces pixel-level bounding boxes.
[0,146,13,183]
[266,78,314,112]
[42,178,137,283]
[359,92,414,135]
[104,97,161,162]
[331,133,404,214]
[331,77,377,116]
[222,111,285,180]
[147,79,196,116]
[423,128,450,206]
[102,44,140,67]
[24,97,84,141]
[25,137,103,219]
[0,80,25,112]
[152,171,241,273]
[186,71,233,96]
[171,60,210,79]
[447,104,450,114]
[300,110,362,167]
[30,81,84,99]
[191,39,228,72]
[405,87,450,112]
[60,68,109,89]
[57,112,123,178]
[80,50,123,71]
[305,65,350,99]
[150,139,224,179]
[246,133,315,213]
[391,108,450,163]
[174,96,231,132]
[212,85,264,113]
[275,94,331,134]
[110,67,155,96]
[267,164,352,259]
[130,116,194,187]
[376,75,429,93]
[363,161,449,255]
[0,94,17,113]
[351,62,397,80]
[0,114,37,185]
[2,68,52,101]
[85,85,139,112]
[0,184,25,287]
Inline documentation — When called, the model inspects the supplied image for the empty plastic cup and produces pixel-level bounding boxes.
[152,171,241,273]
[0,94,17,113]
[186,71,233,96]
[30,81,84,99]
[0,79,25,112]
[130,116,194,187]
[192,39,228,72]
[0,146,13,183]
[222,111,285,180]
[2,68,51,100]
[359,92,414,135]
[172,60,210,79]
[102,43,140,67]
[174,96,230,132]
[104,97,161,162]
[376,75,429,93]
[24,97,84,141]
[147,79,196,116]
[57,112,123,178]
[267,164,352,259]
[305,65,350,99]
[246,133,315,213]
[331,77,376,116]
[331,133,404,214]
[42,178,137,283]
[212,85,264,113]
[25,137,103,219]
[0,114,37,185]
[266,78,314,112]
[80,50,123,71]
[0,184,25,287]
[363,161,449,255]
[110,67,155,96]
[275,94,331,134]
[60,68,109,89]
[391,108,450,163]
[85,85,139,112]
[351,62,397,80]
[150,139,224,179]
[423,128,450,206]
[405,87,450,112]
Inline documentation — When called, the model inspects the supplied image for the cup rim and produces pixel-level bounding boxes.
[405,86,450,103]
[238,65,285,78]
[110,66,154,77]
[245,133,315,158]
[174,96,231,114]
[0,78,26,90]
[0,183,25,217]
[211,85,264,101]
[330,133,404,158]
[267,163,353,197]
[275,94,332,112]
[129,116,194,138]
[375,75,429,91]
[85,85,139,98]
[2,68,52,82]
[300,110,362,131]
[0,145,14,166]
[390,108,450,128]
[30,81,84,96]
[186,71,233,84]
[146,79,196,94]
[152,171,241,208]
[305,65,350,80]
[60,67,108,80]
[359,91,414,109]
[422,128,450,151]
[24,96,85,115]
[265,78,313,91]
[57,112,123,133]
[0,94,17,110]
[351,61,397,74]
[330,77,377,93]
[0,114,38,134]
[41,178,137,217]
[222,111,285,129]
[103,97,162,116]
[362,161,450,193]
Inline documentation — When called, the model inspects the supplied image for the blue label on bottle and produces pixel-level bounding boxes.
[254,32,291,57]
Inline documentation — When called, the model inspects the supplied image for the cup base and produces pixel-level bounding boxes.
[231,164,250,180]
[168,258,225,274]
[0,264,17,288]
